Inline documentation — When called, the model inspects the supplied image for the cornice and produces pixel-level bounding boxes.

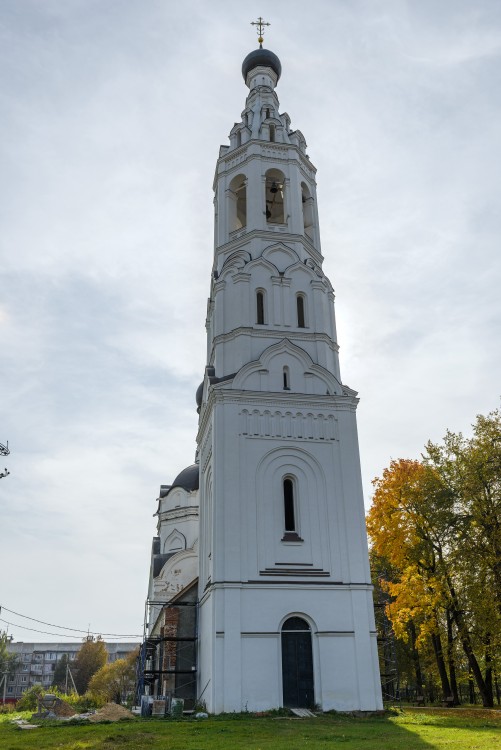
[211,327,340,353]
[158,507,199,523]
[197,386,359,440]
[215,139,317,183]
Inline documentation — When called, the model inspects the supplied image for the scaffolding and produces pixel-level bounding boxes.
[135,596,198,710]
[374,597,400,702]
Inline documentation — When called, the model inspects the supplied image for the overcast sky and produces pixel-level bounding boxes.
[1,0,500,644]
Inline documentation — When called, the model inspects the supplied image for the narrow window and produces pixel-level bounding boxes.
[297,295,306,328]
[256,291,265,324]
[283,479,295,532]
[269,124,275,142]
[266,108,270,119]
[236,130,241,147]
[283,366,290,390]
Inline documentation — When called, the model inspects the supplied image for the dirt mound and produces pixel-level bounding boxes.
[53,698,76,717]
[88,703,134,722]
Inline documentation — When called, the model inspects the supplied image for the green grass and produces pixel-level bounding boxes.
[0,707,499,749]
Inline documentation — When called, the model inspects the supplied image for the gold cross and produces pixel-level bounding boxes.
[251,16,270,46]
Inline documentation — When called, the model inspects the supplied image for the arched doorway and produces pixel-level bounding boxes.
[281,616,314,708]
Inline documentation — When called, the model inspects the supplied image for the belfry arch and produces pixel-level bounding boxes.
[228,173,247,231]
[265,168,286,224]
[301,182,315,241]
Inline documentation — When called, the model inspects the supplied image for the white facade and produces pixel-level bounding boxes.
[195,48,383,713]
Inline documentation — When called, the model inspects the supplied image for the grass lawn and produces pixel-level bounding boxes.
[0,707,499,750]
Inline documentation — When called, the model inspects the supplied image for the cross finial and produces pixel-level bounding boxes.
[251,16,270,48]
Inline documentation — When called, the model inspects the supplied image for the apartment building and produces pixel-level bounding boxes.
[4,641,138,700]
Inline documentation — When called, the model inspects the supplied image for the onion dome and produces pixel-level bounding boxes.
[171,464,199,492]
[242,48,282,82]
[196,381,204,409]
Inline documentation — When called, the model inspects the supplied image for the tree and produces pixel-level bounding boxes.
[0,631,18,680]
[52,654,69,690]
[73,638,107,695]
[88,649,138,704]
[367,408,501,708]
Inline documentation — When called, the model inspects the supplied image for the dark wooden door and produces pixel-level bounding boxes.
[281,618,314,708]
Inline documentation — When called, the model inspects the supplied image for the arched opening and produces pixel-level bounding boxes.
[301,182,314,241]
[256,290,266,325]
[265,169,285,224]
[283,477,295,530]
[228,174,247,231]
[297,295,306,328]
[283,366,290,390]
[281,617,314,708]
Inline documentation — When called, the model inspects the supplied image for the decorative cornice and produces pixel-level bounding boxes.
[158,507,199,523]
[211,326,340,352]
[197,386,359,442]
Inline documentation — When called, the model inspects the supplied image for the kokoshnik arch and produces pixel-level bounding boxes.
[143,24,383,714]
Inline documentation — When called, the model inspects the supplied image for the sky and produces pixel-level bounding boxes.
[1,0,500,644]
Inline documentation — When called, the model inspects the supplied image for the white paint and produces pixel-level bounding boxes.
[196,58,383,712]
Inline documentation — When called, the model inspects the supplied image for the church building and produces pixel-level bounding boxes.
[142,27,382,714]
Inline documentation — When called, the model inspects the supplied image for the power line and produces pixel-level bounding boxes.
[0,605,142,638]
[0,617,88,639]
[0,617,140,640]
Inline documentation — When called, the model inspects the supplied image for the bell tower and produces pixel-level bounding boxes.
[196,24,382,713]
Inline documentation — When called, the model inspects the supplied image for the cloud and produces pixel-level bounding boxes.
[1,0,500,640]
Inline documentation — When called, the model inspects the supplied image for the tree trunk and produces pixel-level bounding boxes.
[445,574,494,707]
[431,631,452,699]
[485,637,494,707]
[446,609,460,704]
[408,622,424,694]
[469,676,476,704]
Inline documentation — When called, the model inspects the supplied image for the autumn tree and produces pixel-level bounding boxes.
[367,409,501,707]
[88,649,138,704]
[73,638,107,695]
[424,408,501,706]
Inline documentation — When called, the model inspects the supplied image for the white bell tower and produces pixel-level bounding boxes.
[196,27,382,713]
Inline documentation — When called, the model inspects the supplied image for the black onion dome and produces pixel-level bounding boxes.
[171,464,199,492]
[196,381,204,409]
[242,48,282,82]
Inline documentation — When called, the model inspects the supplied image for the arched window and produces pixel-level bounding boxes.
[265,169,285,224]
[297,295,306,328]
[283,366,290,390]
[228,174,247,231]
[283,478,295,532]
[256,290,265,325]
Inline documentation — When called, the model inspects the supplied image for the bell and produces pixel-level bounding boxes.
[270,182,278,194]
